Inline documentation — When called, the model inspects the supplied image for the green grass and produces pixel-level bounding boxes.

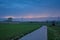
[0,22,41,40]
[47,22,60,40]
[0,21,60,40]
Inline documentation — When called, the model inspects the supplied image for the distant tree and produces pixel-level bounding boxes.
[46,20,48,23]
[52,21,55,26]
[7,17,12,22]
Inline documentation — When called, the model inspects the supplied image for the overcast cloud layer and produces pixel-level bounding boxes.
[0,0,60,18]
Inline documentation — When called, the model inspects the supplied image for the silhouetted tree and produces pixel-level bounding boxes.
[52,21,55,26]
[7,17,12,22]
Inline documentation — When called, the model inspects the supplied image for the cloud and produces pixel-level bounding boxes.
[3,13,49,18]
[0,0,38,8]
[4,16,15,18]
[0,0,60,18]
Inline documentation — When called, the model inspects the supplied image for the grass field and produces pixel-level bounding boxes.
[0,22,41,40]
[0,21,60,40]
[47,22,60,40]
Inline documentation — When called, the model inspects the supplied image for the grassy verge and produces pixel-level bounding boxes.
[47,22,60,40]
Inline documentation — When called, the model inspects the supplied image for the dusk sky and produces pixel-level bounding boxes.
[0,0,60,18]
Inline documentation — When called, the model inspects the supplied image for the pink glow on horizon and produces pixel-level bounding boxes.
[3,13,59,18]
[4,15,49,18]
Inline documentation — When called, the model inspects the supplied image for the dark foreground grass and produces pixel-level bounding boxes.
[47,22,60,40]
[0,22,41,40]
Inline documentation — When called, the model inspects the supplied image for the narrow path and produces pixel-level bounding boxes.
[19,26,47,40]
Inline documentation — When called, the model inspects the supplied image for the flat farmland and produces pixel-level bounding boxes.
[0,22,41,40]
[0,21,60,40]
